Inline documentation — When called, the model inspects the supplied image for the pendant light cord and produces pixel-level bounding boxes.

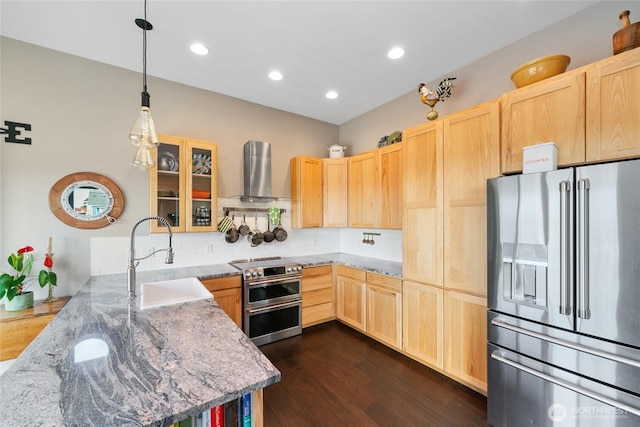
[142,0,148,93]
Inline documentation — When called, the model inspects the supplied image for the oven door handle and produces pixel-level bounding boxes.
[491,318,640,368]
[246,299,301,314]
[246,276,302,286]
[491,351,640,418]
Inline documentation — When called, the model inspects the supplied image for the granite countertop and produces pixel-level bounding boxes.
[0,270,280,427]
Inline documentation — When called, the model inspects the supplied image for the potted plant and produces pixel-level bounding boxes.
[0,245,57,311]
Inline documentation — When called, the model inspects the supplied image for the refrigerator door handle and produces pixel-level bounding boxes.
[491,318,640,368]
[559,180,572,316]
[491,351,640,418]
[577,179,591,319]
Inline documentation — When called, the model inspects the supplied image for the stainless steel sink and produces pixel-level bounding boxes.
[140,277,212,310]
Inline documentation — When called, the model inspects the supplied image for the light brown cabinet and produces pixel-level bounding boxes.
[347,144,402,229]
[402,121,443,286]
[444,290,487,392]
[366,272,402,349]
[347,151,378,228]
[501,70,586,173]
[200,275,242,328]
[0,297,70,361]
[335,265,367,331]
[322,158,348,227]
[501,47,640,173]
[403,280,443,370]
[586,48,640,162]
[150,135,218,233]
[290,156,323,228]
[301,265,335,327]
[443,100,500,297]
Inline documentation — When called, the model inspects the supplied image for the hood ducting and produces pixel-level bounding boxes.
[241,140,278,202]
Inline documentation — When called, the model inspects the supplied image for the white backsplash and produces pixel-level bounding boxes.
[90,198,402,276]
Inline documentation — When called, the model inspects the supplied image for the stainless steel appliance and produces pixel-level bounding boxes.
[487,159,640,426]
[230,257,302,346]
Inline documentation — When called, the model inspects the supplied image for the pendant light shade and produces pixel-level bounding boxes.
[130,0,159,169]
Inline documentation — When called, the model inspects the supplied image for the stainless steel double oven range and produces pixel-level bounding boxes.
[229,257,302,346]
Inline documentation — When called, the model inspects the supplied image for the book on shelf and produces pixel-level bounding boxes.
[242,393,251,427]
[210,403,224,427]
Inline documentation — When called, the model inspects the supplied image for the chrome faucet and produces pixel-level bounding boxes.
[128,216,174,296]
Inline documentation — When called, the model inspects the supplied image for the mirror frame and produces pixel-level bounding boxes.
[49,172,124,229]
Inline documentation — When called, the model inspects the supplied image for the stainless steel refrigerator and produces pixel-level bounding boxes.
[486,159,640,426]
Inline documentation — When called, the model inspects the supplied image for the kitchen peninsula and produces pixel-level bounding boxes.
[0,266,280,426]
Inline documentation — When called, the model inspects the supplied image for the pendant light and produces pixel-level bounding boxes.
[130,0,159,170]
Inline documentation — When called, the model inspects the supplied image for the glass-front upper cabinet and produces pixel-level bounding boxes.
[150,134,218,233]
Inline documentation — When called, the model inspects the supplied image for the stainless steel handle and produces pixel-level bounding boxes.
[246,299,300,314]
[491,318,640,368]
[577,178,590,319]
[246,276,301,287]
[558,180,572,315]
[491,351,640,417]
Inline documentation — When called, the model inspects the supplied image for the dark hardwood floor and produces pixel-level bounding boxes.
[260,321,487,426]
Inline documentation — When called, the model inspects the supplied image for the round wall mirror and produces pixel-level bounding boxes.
[49,172,124,229]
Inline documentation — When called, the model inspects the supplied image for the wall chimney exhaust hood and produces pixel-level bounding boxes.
[240,140,279,202]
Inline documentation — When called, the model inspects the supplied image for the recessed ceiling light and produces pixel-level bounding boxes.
[325,91,338,99]
[387,47,404,59]
[190,43,209,56]
[268,71,283,81]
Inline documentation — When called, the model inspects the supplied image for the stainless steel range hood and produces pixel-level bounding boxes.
[241,140,278,202]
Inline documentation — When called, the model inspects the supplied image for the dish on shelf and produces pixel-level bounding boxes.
[158,151,178,172]
[192,153,212,174]
[158,190,178,198]
[192,190,211,199]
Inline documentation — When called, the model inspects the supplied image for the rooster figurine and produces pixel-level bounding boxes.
[418,77,456,121]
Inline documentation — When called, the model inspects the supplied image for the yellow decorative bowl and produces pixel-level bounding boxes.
[510,55,571,88]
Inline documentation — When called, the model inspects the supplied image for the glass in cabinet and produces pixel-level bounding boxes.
[150,134,217,233]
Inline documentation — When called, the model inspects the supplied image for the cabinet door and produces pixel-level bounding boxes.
[378,143,403,229]
[151,135,185,232]
[151,135,217,233]
[336,266,366,331]
[212,287,242,328]
[586,48,640,162]
[290,156,323,228]
[302,265,335,327]
[444,290,487,393]
[402,122,443,285]
[323,158,348,227]
[366,273,402,349]
[403,280,443,369]
[186,139,217,232]
[501,71,585,173]
[443,101,500,296]
[348,151,378,228]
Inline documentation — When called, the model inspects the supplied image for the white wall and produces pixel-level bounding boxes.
[340,1,636,154]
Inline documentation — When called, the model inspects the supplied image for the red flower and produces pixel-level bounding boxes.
[17,246,34,254]
[44,254,54,268]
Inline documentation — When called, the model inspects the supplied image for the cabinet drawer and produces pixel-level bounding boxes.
[302,274,333,292]
[303,287,333,308]
[302,302,335,327]
[336,265,366,281]
[302,264,333,277]
[200,275,241,292]
[366,272,402,292]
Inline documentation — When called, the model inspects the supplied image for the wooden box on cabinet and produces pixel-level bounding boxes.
[335,265,366,331]
[444,290,487,393]
[366,272,402,349]
[200,275,242,328]
[501,70,585,173]
[301,265,335,327]
[323,158,348,227]
[290,156,323,228]
[150,134,218,233]
[586,47,640,162]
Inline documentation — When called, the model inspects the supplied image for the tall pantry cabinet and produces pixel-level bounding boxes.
[402,100,499,393]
